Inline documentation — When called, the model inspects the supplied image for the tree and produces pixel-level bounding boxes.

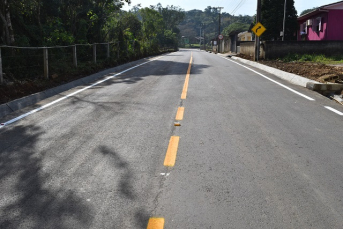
[0,0,15,45]
[261,0,298,41]
[1,0,131,46]
[140,7,163,41]
[178,7,253,45]
[300,7,317,16]
[223,22,250,35]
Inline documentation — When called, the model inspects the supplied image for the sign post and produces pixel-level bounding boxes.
[252,21,266,61]
[218,34,223,53]
[254,0,262,61]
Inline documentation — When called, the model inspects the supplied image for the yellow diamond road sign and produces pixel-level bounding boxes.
[252,22,266,37]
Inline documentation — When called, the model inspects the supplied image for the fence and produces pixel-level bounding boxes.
[0,41,175,85]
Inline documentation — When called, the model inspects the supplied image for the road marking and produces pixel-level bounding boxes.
[324,106,343,116]
[221,56,315,101]
[0,56,164,129]
[147,218,165,229]
[164,136,180,167]
[175,107,185,120]
[181,53,193,99]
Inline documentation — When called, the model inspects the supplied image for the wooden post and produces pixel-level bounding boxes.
[43,48,49,79]
[73,45,77,67]
[0,48,3,85]
[93,44,97,63]
[107,43,110,58]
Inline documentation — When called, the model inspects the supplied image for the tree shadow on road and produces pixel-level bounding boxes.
[99,145,136,200]
[91,59,210,88]
[98,145,151,229]
[0,125,93,229]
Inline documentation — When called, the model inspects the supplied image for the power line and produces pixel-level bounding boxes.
[231,0,248,15]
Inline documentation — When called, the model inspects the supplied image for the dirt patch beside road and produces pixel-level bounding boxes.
[237,54,343,86]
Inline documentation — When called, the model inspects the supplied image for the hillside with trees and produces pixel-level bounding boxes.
[178,7,254,45]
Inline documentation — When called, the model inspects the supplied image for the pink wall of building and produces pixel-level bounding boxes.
[307,13,327,41]
[327,10,343,40]
[298,10,343,41]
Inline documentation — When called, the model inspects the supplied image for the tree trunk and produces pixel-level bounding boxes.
[37,0,43,38]
[0,11,10,45]
[0,0,14,45]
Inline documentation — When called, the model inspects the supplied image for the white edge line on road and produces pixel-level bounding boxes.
[324,106,343,116]
[0,56,164,129]
[220,56,315,101]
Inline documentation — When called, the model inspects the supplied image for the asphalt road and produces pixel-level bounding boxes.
[1,49,343,229]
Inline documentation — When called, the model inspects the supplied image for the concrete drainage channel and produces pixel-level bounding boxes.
[215,52,343,106]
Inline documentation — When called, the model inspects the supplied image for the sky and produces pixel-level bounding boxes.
[122,0,338,16]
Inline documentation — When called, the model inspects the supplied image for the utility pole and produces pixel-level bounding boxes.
[197,24,203,49]
[211,7,224,53]
[203,29,206,50]
[282,0,287,41]
[254,0,261,61]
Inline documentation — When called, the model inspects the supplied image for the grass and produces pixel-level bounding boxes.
[183,44,201,48]
[281,53,343,65]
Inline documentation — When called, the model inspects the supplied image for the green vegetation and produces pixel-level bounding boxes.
[261,0,298,41]
[178,7,253,45]
[0,1,184,48]
[188,44,200,48]
[222,22,250,35]
[0,2,185,81]
[282,53,343,64]
[300,7,317,16]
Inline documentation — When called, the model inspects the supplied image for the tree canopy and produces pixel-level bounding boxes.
[300,7,317,16]
[0,1,185,50]
[222,22,250,35]
[260,0,298,41]
[178,7,253,44]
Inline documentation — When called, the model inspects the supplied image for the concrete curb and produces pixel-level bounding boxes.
[306,82,343,94]
[228,55,318,88]
[0,56,159,119]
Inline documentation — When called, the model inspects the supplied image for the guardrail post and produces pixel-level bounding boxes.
[107,43,110,58]
[93,44,97,63]
[43,47,49,79]
[0,48,3,85]
[73,45,77,67]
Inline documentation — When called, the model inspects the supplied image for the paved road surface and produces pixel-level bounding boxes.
[1,49,343,228]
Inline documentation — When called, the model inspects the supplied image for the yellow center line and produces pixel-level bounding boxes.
[147,218,165,229]
[175,107,185,121]
[181,53,193,99]
[164,136,180,167]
